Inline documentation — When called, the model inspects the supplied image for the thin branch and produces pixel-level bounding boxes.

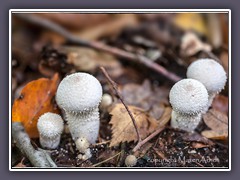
[133,126,165,152]
[92,151,122,167]
[15,13,181,82]
[100,67,142,143]
[12,122,57,167]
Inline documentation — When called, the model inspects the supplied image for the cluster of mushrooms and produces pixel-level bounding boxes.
[35,58,227,165]
[37,72,103,160]
[169,58,227,132]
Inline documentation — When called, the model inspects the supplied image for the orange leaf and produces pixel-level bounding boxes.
[12,73,60,138]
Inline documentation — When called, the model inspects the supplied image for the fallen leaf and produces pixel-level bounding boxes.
[174,13,208,35]
[202,109,228,140]
[201,130,228,140]
[181,31,212,57]
[203,109,228,132]
[121,80,169,119]
[12,73,60,138]
[61,46,123,77]
[109,104,158,147]
[211,95,228,115]
[182,133,214,146]
[158,107,172,127]
[191,142,210,149]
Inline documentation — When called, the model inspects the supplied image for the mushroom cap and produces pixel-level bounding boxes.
[37,112,64,137]
[56,73,103,112]
[169,79,208,114]
[187,59,227,94]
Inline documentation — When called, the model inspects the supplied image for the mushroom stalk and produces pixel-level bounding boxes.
[171,111,202,132]
[65,107,100,143]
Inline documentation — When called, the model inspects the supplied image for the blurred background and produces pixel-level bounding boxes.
[11,13,229,101]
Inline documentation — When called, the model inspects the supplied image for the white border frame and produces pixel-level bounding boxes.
[9,9,231,171]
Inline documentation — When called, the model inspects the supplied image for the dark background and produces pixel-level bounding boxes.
[1,0,238,179]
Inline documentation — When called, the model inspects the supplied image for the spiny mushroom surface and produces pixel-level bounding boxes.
[37,112,64,149]
[186,59,227,110]
[56,72,103,144]
[169,79,208,132]
[125,155,137,167]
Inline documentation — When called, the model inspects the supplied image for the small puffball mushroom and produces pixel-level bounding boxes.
[169,79,208,132]
[187,59,227,110]
[125,155,137,167]
[56,72,103,144]
[100,93,113,109]
[76,137,92,160]
[37,112,64,149]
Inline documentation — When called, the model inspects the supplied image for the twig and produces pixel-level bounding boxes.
[92,151,122,167]
[12,122,57,167]
[100,67,142,143]
[132,107,171,152]
[203,50,222,65]
[133,126,165,152]
[15,13,181,82]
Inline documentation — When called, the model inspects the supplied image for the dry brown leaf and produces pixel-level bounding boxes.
[121,80,169,119]
[191,142,210,149]
[202,109,228,140]
[203,109,228,132]
[211,95,228,115]
[61,46,123,77]
[12,73,60,138]
[109,104,158,147]
[158,107,172,127]
[201,130,228,140]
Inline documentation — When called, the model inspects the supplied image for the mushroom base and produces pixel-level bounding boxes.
[39,135,61,149]
[171,110,202,132]
[66,107,100,144]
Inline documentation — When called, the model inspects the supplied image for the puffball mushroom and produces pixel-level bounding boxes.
[186,59,227,110]
[169,79,208,132]
[56,72,103,145]
[37,112,64,149]
[125,155,137,167]
[76,137,92,160]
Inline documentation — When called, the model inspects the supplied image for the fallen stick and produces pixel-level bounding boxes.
[12,122,57,167]
[15,13,181,82]
[100,67,142,143]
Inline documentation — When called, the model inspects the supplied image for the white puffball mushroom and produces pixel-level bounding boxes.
[125,155,137,167]
[75,137,90,153]
[75,137,92,160]
[186,59,227,110]
[169,79,208,132]
[37,112,64,149]
[56,72,103,144]
[100,93,113,109]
